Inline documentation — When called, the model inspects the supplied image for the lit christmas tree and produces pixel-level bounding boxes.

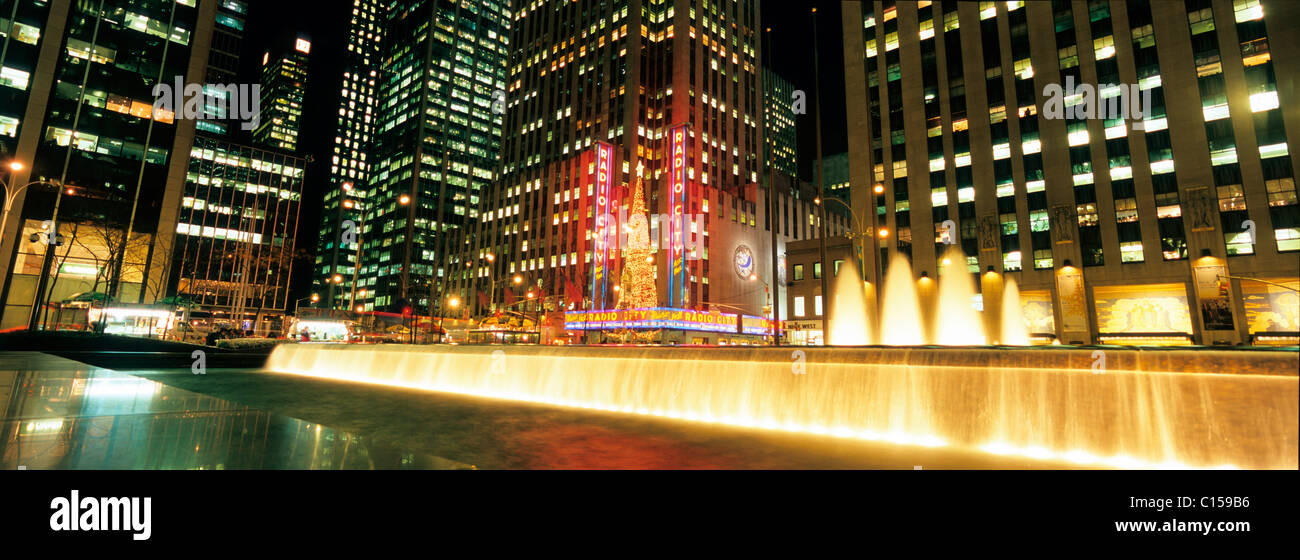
[619,162,658,309]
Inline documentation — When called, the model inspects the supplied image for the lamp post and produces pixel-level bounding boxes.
[485,253,496,314]
[438,294,459,343]
[749,273,774,344]
[342,192,366,312]
[818,195,875,283]
[293,294,319,312]
[2,171,63,246]
[810,6,831,343]
[4,162,66,331]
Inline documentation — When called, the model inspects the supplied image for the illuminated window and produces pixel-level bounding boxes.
[1233,0,1263,22]
[1120,242,1144,262]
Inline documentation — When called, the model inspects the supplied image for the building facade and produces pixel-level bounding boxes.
[252,33,310,151]
[353,0,511,316]
[841,0,1299,345]
[823,152,850,202]
[196,0,247,135]
[0,0,219,330]
[763,67,798,178]
[172,134,304,332]
[466,0,813,323]
[315,0,386,311]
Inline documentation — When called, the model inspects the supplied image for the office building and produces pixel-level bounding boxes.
[315,0,386,311]
[252,32,310,151]
[0,0,217,330]
[354,0,511,315]
[172,135,305,333]
[840,0,1299,345]
[763,68,799,178]
[466,0,849,334]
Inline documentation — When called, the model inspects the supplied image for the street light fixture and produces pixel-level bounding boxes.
[2,168,63,251]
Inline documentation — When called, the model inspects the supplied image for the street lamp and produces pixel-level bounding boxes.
[344,198,366,312]
[750,273,775,344]
[1,165,62,249]
[484,252,497,313]
[293,294,319,312]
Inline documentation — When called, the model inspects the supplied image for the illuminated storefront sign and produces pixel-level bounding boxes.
[58,263,100,277]
[740,315,778,335]
[668,124,688,307]
[591,142,615,309]
[566,307,745,333]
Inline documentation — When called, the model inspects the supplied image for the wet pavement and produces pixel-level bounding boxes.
[1,351,1077,469]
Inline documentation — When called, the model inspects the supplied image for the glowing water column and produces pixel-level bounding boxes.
[590,142,615,310]
[668,125,689,307]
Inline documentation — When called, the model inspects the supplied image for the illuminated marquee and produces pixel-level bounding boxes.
[565,307,742,333]
[590,142,615,309]
[668,124,688,307]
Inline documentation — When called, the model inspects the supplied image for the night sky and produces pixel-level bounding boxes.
[247,0,845,300]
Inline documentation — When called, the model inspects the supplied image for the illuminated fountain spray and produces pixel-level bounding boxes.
[826,262,872,345]
[934,249,986,345]
[266,344,1298,469]
[1001,277,1031,345]
[879,254,925,345]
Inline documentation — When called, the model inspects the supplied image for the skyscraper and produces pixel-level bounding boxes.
[0,0,216,330]
[196,0,248,136]
[315,0,386,311]
[840,0,1299,345]
[252,33,310,151]
[763,68,799,178]
[354,0,511,315]
[172,136,304,332]
[160,0,306,335]
[465,0,846,328]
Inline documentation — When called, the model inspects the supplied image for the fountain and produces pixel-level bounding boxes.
[879,254,925,345]
[934,250,986,345]
[1001,278,1031,346]
[265,344,1299,469]
[826,263,872,345]
[261,241,1297,470]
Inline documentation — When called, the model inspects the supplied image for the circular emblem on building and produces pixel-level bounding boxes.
[734,245,755,279]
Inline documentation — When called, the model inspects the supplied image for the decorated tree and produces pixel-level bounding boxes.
[619,162,657,309]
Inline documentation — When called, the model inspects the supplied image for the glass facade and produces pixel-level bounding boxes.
[315,0,385,311]
[252,35,309,151]
[357,0,510,314]
[762,68,797,178]
[173,136,304,328]
[0,0,206,329]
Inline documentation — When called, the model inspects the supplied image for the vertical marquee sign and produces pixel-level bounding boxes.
[668,124,688,307]
[591,142,615,310]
